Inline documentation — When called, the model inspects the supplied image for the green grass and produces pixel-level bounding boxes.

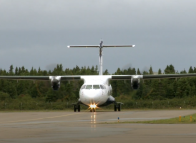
[103,114,196,124]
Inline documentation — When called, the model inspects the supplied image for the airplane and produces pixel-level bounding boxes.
[1,41,196,112]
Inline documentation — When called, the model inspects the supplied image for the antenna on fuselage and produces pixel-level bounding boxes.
[67,41,135,76]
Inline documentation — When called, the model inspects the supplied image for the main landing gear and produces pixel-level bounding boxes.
[74,104,80,112]
[114,103,121,111]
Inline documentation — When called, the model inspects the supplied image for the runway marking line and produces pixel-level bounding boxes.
[0,113,78,124]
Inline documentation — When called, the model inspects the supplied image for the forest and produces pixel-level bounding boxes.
[1,64,196,110]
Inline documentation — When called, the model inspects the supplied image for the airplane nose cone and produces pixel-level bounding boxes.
[83,90,102,98]
[82,89,102,103]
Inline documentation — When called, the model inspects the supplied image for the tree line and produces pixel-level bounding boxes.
[1,64,196,103]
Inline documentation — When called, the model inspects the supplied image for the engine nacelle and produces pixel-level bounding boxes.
[49,76,61,90]
[131,75,142,90]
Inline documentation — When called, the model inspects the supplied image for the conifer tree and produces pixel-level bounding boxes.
[149,66,153,74]
[30,67,34,75]
[194,67,196,73]
[158,69,162,74]
[180,69,187,74]
[137,68,141,75]
[103,69,109,75]
[189,66,194,73]
[15,67,18,75]
[164,64,175,74]
[9,65,14,75]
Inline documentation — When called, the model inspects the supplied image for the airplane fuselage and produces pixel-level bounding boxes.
[79,76,115,107]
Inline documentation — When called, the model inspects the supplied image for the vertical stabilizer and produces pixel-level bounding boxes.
[99,41,103,75]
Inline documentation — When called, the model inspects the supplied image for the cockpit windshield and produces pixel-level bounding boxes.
[85,85,92,89]
[83,84,104,89]
[93,85,100,89]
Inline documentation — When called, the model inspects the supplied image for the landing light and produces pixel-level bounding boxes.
[90,104,97,109]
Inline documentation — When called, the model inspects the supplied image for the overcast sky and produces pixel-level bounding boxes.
[0,0,196,74]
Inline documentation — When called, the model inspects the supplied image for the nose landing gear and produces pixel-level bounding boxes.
[90,108,96,112]
[89,104,97,112]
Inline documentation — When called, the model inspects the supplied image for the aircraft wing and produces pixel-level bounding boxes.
[142,74,196,79]
[61,76,81,80]
[0,76,82,81]
[1,74,196,81]
[111,75,133,80]
[111,73,196,80]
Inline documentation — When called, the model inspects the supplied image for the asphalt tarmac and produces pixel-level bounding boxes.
[0,110,196,143]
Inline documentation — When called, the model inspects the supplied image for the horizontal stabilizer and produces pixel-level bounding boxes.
[67,45,99,48]
[103,45,135,47]
[67,45,135,48]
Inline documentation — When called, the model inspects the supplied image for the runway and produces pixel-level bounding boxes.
[0,110,196,143]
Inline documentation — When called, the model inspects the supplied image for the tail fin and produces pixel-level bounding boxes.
[67,41,135,75]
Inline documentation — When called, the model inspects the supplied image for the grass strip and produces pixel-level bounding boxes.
[103,114,196,124]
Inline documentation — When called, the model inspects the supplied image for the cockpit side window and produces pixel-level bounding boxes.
[93,85,100,89]
[85,85,92,89]
[81,85,86,89]
[100,85,106,89]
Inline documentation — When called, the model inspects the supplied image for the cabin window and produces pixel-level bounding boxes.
[93,85,100,89]
[85,85,92,89]
[100,85,106,89]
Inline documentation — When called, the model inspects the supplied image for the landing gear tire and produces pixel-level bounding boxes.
[114,105,117,111]
[114,104,121,112]
[78,105,80,112]
[118,104,121,111]
[74,105,80,112]
[90,109,96,112]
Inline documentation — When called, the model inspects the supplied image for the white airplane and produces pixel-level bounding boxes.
[1,41,196,112]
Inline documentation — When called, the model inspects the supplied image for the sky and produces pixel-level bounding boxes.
[0,0,196,74]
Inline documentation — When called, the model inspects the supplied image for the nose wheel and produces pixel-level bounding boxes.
[89,104,97,112]
[90,108,96,112]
